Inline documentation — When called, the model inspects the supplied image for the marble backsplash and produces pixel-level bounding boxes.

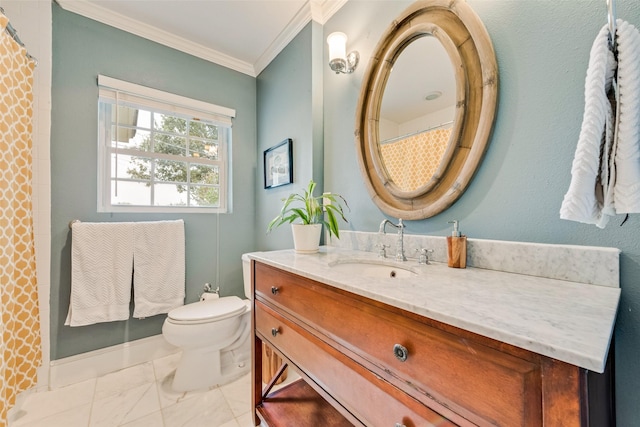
[328,230,620,288]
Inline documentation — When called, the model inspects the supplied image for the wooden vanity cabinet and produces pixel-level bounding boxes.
[251,261,614,427]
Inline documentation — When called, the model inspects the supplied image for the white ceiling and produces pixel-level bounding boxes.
[57,0,455,127]
[57,0,347,77]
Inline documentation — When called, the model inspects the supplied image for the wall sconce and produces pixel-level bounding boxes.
[327,32,359,74]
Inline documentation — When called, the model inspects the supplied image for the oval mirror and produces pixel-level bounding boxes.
[379,35,457,194]
[355,0,498,219]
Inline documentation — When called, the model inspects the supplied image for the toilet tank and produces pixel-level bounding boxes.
[241,253,252,298]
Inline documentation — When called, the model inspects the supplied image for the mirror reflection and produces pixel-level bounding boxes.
[379,36,456,192]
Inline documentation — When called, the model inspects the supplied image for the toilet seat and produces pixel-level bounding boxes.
[167,296,247,325]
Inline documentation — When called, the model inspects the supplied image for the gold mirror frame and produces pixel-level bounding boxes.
[355,0,498,220]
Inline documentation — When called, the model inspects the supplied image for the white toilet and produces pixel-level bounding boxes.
[162,254,253,392]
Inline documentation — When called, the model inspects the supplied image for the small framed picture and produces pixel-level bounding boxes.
[264,138,293,189]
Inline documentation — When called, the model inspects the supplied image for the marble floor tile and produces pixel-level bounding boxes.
[220,373,251,417]
[162,388,235,427]
[119,410,164,427]
[9,378,95,426]
[155,369,217,410]
[219,419,240,427]
[234,412,255,427]
[95,362,156,402]
[8,353,262,427]
[11,402,92,427]
[90,381,160,427]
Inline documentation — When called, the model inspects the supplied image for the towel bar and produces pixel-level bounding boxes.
[607,0,617,51]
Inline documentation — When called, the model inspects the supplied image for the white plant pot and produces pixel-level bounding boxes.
[291,224,322,253]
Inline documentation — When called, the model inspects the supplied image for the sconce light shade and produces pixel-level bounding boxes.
[327,32,347,61]
[327,32,359,74]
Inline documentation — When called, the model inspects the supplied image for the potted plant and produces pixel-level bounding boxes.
[267,180,349,253]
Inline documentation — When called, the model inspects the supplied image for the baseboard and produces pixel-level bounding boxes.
[49,335,179,389]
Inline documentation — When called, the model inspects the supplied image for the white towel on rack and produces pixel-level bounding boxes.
[560,24,617,228]
[132,220,185,318]
[66,222,134,327]
[611,19,640,213]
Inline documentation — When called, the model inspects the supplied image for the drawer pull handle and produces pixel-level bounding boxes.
[271,286,279,295]
[393,344,408,362]
[271,327,280,337]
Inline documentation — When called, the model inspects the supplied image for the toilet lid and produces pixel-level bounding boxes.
[168,296,246,322]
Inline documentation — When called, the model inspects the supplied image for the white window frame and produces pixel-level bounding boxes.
[97,75,235,213]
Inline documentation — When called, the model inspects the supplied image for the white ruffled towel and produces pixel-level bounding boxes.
[133,220,185,318]
[66,222,135,327]
[66,220,185,326]
[561,20,640,228]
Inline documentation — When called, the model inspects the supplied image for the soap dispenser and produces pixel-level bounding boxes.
[446,220,467,269]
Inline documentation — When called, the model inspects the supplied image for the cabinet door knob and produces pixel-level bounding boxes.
[393,344,408,362]
[395,424,406,427]
[271,286,279,295]
[271,327,280,337]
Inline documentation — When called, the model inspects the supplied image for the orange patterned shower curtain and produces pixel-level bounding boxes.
[0,12,42,425]
[380,128,452,192]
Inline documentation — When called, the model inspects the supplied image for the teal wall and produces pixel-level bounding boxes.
[50,4,257,359]
[256,22,325,250]
[322,0,640,425]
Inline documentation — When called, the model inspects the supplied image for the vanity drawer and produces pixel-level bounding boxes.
[255,301,457,427]
[255,262,542,426]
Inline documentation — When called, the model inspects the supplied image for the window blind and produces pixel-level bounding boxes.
[98,75,235,127]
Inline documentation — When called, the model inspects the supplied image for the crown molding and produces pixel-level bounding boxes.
[56,0,256,76]
[253,2,313,75]
[313,0,348,25]
[56,0,347,77]
[254,0,348,75]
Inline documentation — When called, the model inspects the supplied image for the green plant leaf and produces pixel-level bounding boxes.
[266,179,349,237]
[325,208,340,238]
[290,208,310,224]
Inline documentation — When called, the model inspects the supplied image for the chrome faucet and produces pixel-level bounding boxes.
[415,248,434,265]
[379,218,407,262]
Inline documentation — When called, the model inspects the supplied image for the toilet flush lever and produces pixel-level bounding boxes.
[203,283,219,294]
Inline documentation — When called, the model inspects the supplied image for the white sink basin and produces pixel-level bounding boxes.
[329,260,417,279]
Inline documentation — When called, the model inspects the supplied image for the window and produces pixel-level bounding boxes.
[97,75,235,213]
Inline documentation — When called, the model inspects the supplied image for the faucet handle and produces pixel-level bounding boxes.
[415,248,433,264]
[375,243,389,258]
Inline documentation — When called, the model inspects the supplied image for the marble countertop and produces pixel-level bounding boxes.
[248,247,620,373]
